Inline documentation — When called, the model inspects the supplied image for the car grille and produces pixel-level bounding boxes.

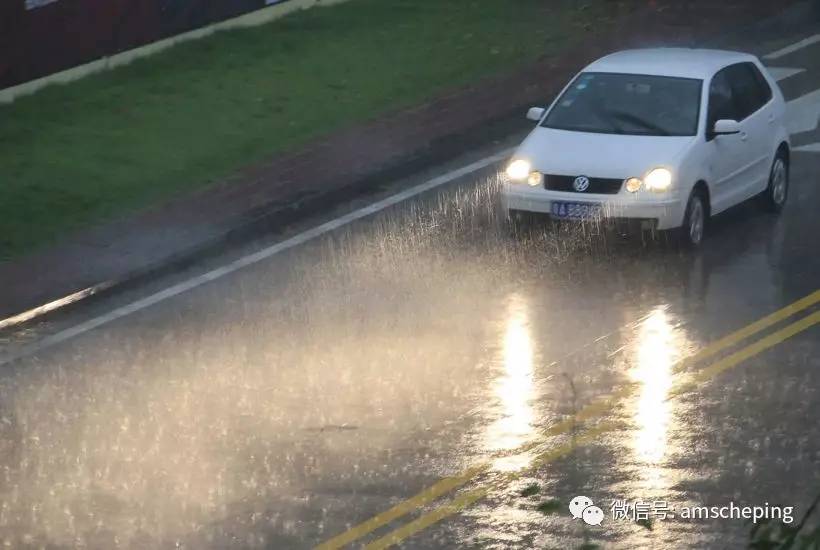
[544,175,624,194]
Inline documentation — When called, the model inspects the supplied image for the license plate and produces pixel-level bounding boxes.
[551,201,602,220]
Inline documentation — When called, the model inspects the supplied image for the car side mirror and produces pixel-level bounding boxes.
[713,119,741,136]
[527,107,546,122]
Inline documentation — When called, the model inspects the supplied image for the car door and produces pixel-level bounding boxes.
[725,62,773,200]
[705,68,751,213]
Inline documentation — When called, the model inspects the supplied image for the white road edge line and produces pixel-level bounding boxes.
[794,143,820,153]
[763,33,820,60]
[0,150,512,367]
[768,67,805,82]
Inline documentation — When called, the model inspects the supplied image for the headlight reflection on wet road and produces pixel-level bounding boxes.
[485,293,537,470]
[630,307,688,491]
[633,308,675,465]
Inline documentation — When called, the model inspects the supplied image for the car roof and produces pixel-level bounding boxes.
[583,48,757,80]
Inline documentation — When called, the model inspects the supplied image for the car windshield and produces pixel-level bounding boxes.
[542,72,703,136]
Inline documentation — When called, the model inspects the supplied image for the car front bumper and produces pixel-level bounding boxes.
[502,184,686,231]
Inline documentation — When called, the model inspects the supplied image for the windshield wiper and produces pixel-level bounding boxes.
[605,110,671,136]
[586,102,627,134]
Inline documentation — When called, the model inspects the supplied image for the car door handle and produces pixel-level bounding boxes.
[740,132,748,141]
[767,114,775,124]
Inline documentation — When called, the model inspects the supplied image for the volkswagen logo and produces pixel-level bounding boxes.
[573,176,591,192]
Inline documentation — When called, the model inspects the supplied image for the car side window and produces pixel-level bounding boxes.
[707,69,737,133]
[748,63,774,104]
[726,63,768,120]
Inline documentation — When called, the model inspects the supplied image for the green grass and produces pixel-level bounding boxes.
[520,483,541,498]
[0,0,620,259]
[536,498,563,515]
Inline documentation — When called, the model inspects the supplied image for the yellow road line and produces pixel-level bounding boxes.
[689,290,820,363]
[314,465,489,550]
[316,289,820,549]
[367,308,820,548]
[364,422,622,550]
[363,488,489,550]
[673,308,820,396]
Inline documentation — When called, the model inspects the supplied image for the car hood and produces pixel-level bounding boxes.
[514,127,696,178]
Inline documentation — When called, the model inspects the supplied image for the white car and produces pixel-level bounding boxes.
[503,48,790,246]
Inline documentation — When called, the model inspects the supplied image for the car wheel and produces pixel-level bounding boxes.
[680,190,708,248]
[759,152,789,212]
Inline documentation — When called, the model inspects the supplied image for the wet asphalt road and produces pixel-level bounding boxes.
[3,22,820,550]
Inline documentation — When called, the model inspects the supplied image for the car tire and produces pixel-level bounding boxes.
[759,152,789,213]
[679,189,708,248]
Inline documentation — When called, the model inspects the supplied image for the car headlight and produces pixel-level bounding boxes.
[506,159,531,181]
[624,177,642,193]
[527,171,544,187]
[644,168,672,191]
